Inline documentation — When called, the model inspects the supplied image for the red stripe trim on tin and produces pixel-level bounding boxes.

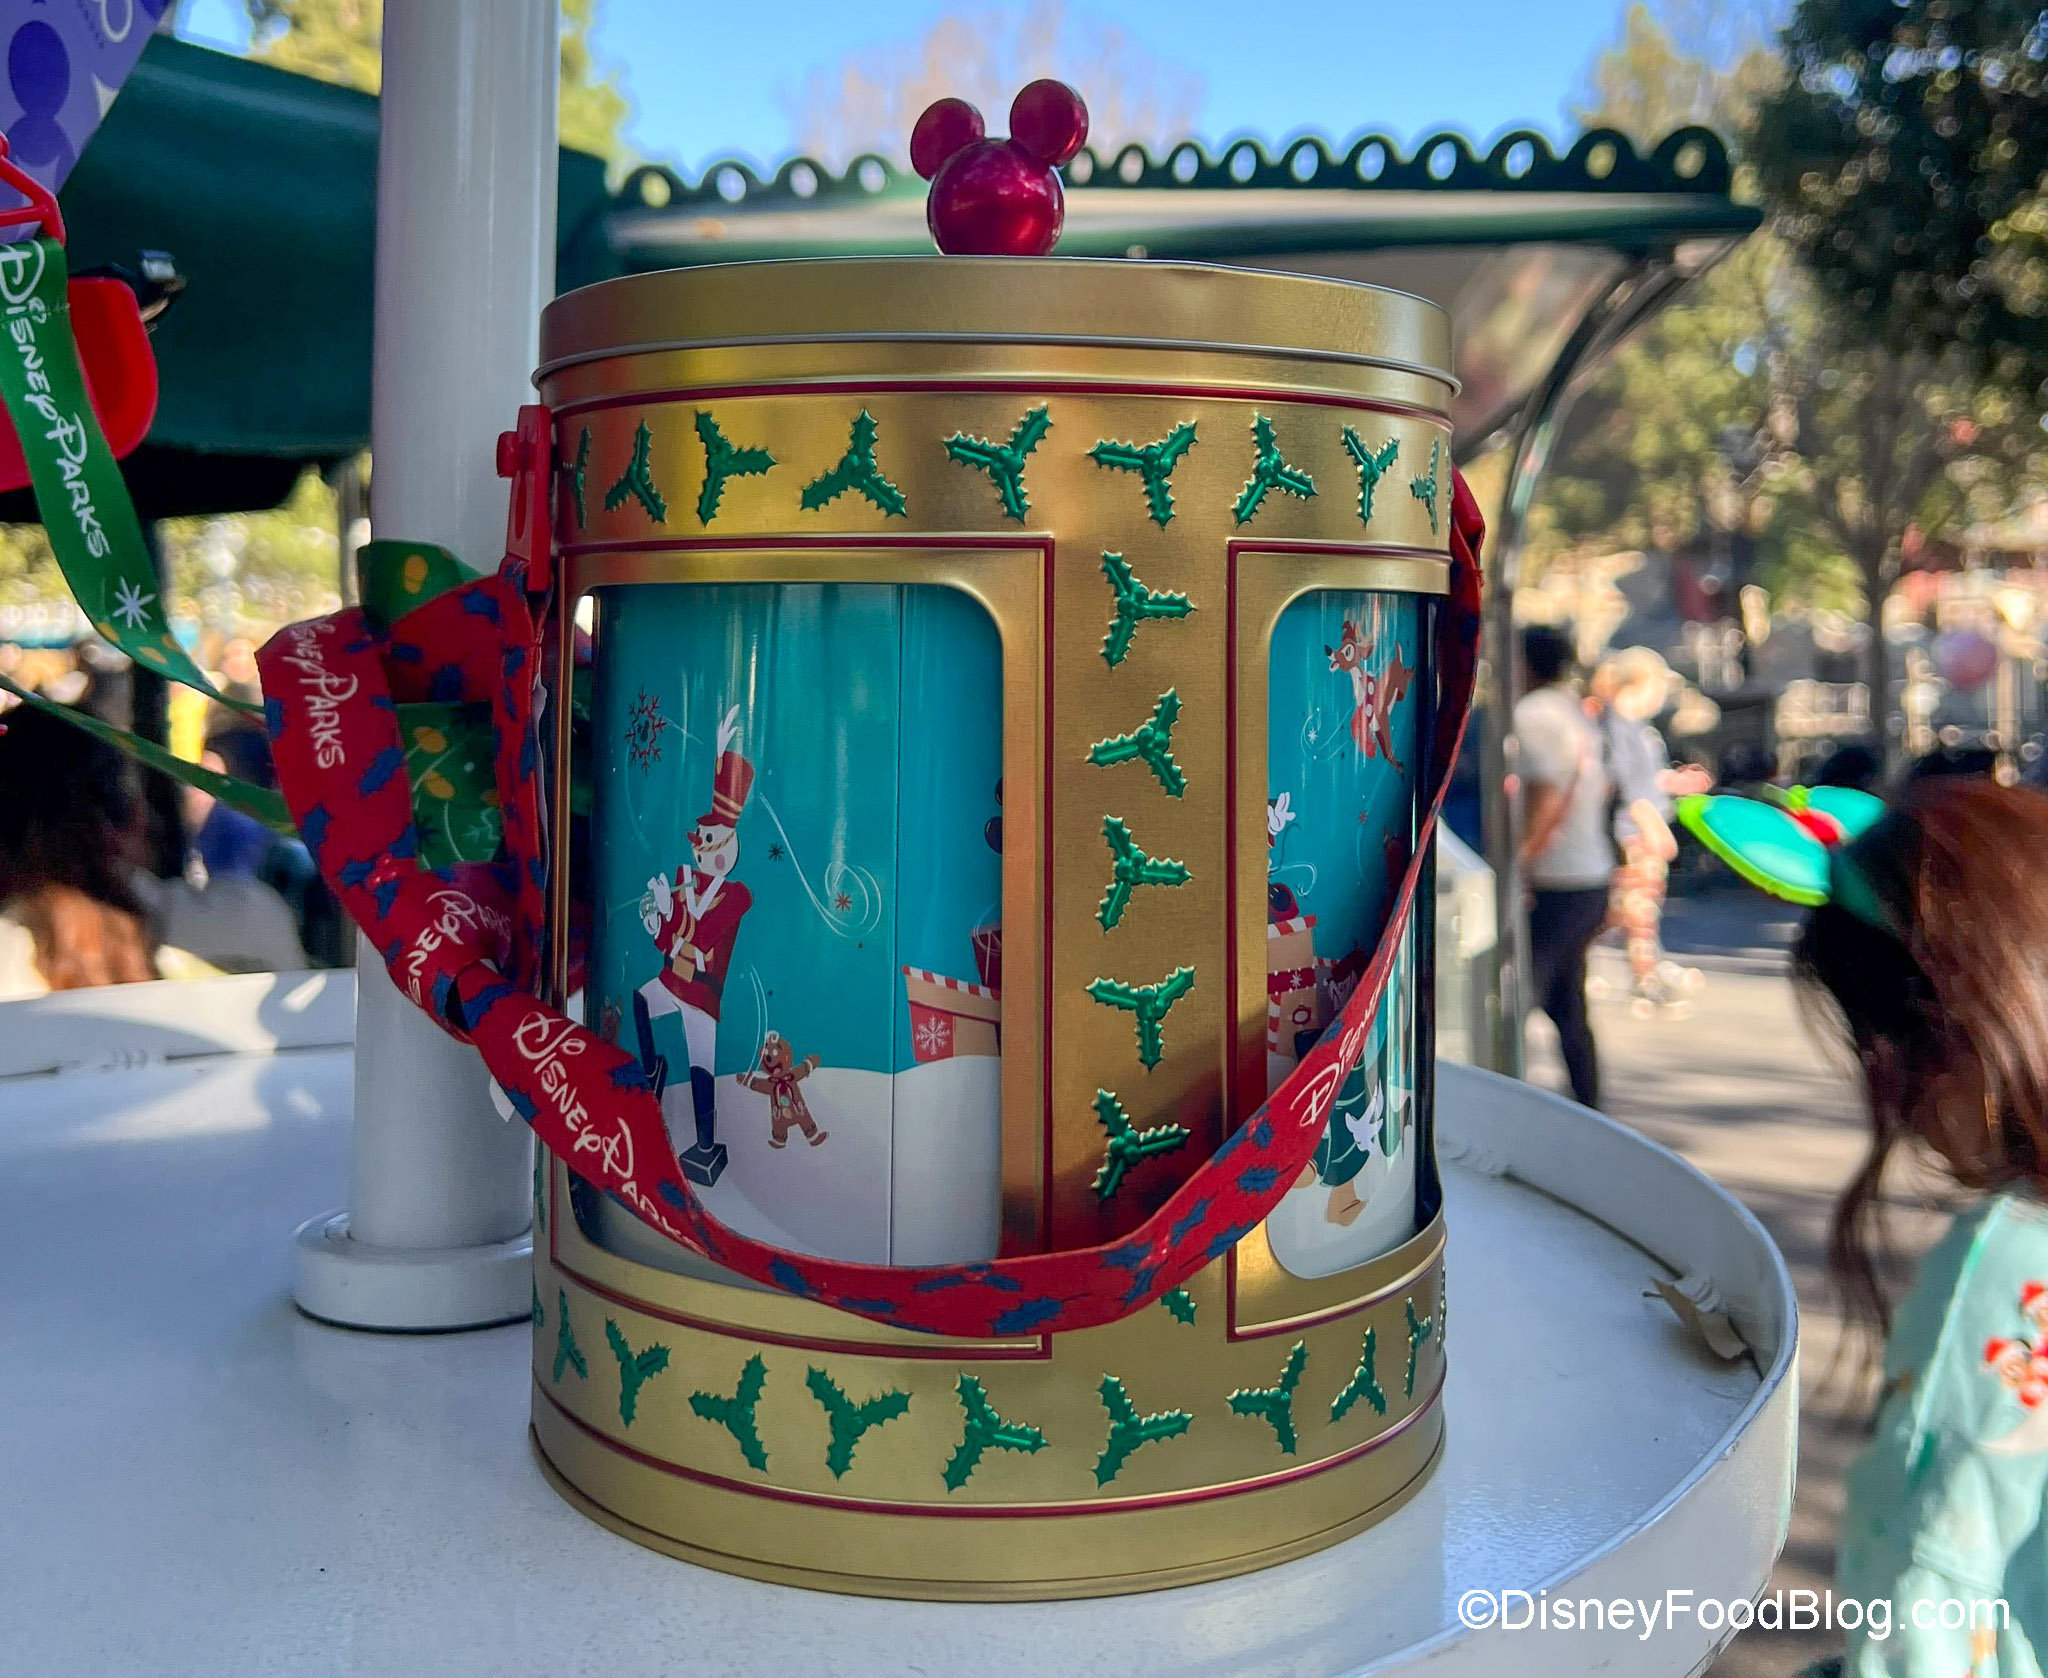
[547,376,1450,429]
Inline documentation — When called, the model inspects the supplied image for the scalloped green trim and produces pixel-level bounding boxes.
[620,126,1738,216]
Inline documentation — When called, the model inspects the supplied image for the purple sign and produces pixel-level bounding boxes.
[0,0,170,192]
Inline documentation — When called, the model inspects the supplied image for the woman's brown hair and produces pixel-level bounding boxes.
[0,703,156,988]
[1795,777,2048,1338]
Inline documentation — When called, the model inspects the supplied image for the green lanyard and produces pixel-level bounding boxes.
[0,236,251,711]
[0,238,504,867]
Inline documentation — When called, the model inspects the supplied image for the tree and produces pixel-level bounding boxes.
[242,0,378,90]
[1753,0,2048,396]
[158,469,346,634]
[242,0,631,161]
[781,1,1203,169]
[1533,3,2045,757]
[1531,9,1833,608]
[1575,1,1780,146]
[1748,0,2048,747]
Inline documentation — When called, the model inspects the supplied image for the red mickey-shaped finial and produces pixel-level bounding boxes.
[1009,79,1089,169]
[910,97,984,180]
[913,79,1090,257]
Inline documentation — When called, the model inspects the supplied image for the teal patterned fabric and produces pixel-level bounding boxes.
[1832,1193,2048,1675]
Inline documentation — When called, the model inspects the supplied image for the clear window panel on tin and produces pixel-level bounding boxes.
[1262,588,1427,1279]
[578,581,1003,1271]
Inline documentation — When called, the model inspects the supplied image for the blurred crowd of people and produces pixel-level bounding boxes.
[1511,620,2046,1117]
[0,644,344,1001]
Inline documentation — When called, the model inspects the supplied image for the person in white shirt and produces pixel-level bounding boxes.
[1512,625,1613,1108]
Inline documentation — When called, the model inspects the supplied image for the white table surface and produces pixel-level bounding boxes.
[0,974,1795,1677]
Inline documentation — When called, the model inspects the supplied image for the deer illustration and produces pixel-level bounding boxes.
[1326,619,1414,771]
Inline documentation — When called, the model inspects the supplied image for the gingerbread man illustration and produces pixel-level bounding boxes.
[634,705,754,1186]
[737,1031,829,1149]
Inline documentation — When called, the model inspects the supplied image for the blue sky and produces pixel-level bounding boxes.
[179,0,1646,175]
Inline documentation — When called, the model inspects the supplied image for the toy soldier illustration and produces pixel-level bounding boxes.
[634,706,753,1187]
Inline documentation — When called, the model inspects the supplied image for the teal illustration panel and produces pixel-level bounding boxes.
[891,587,1005,1262]
[586,580,1002,1264]
[1261,589,1428,1276]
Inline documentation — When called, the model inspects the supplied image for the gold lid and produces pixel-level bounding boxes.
[537,257,1455,391]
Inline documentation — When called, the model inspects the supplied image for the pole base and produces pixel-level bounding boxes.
[292,1210,533,1331]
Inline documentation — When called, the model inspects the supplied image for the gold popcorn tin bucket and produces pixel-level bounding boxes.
[529,257,1456,1598]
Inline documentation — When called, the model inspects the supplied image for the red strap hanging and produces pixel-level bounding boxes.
[257,459,1486,1340]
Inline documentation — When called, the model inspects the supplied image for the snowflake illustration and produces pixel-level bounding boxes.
[625,689,667,770]
[111,578,155,631]
[766,842,785,861]
[916,1015,952,1057]
[833,891,853,913]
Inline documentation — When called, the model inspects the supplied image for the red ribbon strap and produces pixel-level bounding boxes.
[259,476,1484,1340]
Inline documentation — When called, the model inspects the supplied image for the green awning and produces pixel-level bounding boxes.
[27,36,1755,516]
[600,131,1759,448]
[10,35,611,518]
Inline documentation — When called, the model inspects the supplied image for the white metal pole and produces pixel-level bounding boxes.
[293,0,559,1330]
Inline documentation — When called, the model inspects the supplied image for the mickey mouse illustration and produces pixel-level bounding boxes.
[737,1031,828,1150]
[633,706,753,1187]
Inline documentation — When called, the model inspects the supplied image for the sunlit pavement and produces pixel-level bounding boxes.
[1525,893,1964,1678]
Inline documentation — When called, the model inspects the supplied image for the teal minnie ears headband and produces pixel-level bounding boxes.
[1674,785,1894,933]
